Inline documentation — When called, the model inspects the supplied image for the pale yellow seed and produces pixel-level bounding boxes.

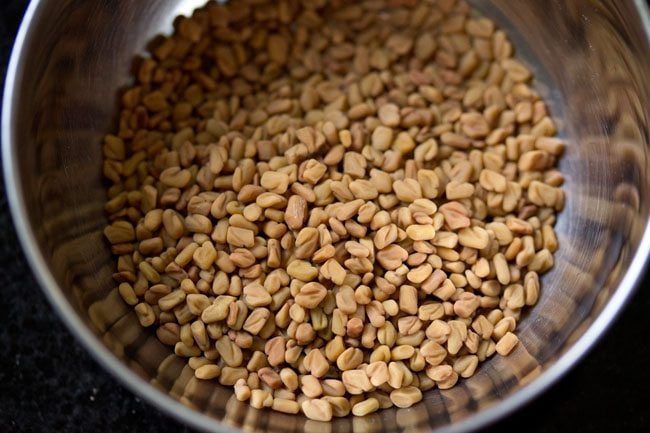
[496,331,519,356]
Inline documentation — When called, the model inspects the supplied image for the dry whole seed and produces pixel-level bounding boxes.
[352,398,380,417]
[301,399,333,422]
[342,369,373,395]
[496,331,519,356]
[389,386,423,409]
[104,0,564,419]
[195,364,221,380]
[323,396,351,417]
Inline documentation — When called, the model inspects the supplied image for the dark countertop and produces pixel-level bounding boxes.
[1,1,649,432]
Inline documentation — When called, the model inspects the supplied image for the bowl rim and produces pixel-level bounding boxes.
[4,1,650,432]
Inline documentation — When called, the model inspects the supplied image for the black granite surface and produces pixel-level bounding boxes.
[1,1,649,432]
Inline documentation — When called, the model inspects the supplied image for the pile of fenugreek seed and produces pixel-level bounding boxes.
[103,0,564,421]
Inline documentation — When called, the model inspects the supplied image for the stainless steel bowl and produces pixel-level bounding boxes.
[3,1,650,432]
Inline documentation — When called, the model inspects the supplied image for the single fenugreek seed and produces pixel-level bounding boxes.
[405,224,436,241]
[389,386,422,408]
[301,399,332,422]
[351,397,379,417]
[195,364,221,380]
[496,331,519,356]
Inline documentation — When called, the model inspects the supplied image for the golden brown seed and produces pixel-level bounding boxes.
[405,224,436,241]
[243,282,272,308]
[453,355,479,378]
[393,179,422,203]
[301,399,333,422]
[294,282,327,308]
[458,226,490,250]
[322,396,351,418]
[272,398,300,414]
[285,195,307,230]
[134,302,155,327]
[389,386,423,408]
[337,347,363,371]
[479,169,507,193]
[265,336,286,367]
[287,260,319,282]
[352,398,379,417]
[304,348,330,378]
[261,171,290,194]
[372,126,394,151]
[376,244,408,270]
[195,364,221,380]
[226,227,255,248]
[342,369,373,395]
[496,331,519,356]
[104,221,135,244]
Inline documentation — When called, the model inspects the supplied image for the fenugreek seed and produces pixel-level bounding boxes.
[185,214,212,234]
[496,331,519,356]
[195,364,221,380]
[226,227,254,248]
[134,302,155,327]
[261,171,290,194]
[337,199,365,221]
[407,263,433,284]
[446,181,475,200]
[493,253,511,285]
[139,261,160,283]
[417,169,440,199]
[216,335,243,367]
[389,387,422,409]
[243,308,270,335]
[349,179,379,200]
[376,244,408,270]
[301,399,333,422]
[393,179,422,203]
[371,125,393,152]
[175,342,201,358]
[342,369,373,395]
[294,282,327,308]
[158,290,186,311]
[104,221,135,244]
[285,195,307,230]
[458,226,490,250]
[118,282,138,306]
[528,180,558,207]
[272,398,300,414]
[479,169,507,193]
[322,396,351,418]
[230,248,256,268]
[250,389,272,409]
[405,224,436,241]
[201,295,234,323]
[241,282,272,307]
[391,345,415,361]
[393,132,416,155]
[348,398,378,418]
[159,167,191,188]
[439,202,471,230]
[303,348,329,378]
[233,379,251,402]
[374,224,398,250]
[192,242,217,270]
[287,260,319,282]
[337,347,363,371]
